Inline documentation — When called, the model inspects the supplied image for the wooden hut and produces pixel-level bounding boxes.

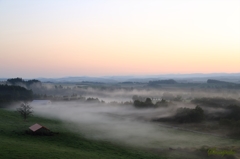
[29,123,51,135]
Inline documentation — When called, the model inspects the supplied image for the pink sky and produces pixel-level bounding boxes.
[0,0,239,78]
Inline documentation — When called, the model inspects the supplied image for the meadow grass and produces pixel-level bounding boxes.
[0,109,168,159]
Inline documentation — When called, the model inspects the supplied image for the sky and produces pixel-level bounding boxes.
[0,0,240,78]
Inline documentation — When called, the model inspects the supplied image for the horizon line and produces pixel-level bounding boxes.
[1,72,240,79]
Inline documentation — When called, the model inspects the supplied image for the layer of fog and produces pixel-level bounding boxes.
[32,102,240,150]
[29,83,240,102]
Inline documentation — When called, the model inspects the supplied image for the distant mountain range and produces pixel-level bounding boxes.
[1,73,240,83]
[37,73,240,83]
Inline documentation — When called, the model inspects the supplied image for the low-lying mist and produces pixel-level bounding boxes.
[32,102,240,150]
[29,82,240,102]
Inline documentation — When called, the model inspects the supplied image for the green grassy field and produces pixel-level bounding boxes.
[0,108,169,159]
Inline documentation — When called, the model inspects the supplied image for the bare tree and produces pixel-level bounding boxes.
[17,103,33,120]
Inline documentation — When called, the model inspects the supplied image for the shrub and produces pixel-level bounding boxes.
[174,106,204,123]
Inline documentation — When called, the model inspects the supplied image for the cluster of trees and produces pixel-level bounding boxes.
[132,93,182,103]
[133,98,169,108]
[7,78,41,87]
[207,79,240,88]
[133,98,154,108]
[174,106,204,123]
[155,99,168,107]
[0,85,33,107]
[54,85,64,89]
[218,105,240,127]
[191,97,240,108]
[85,98,133,106]
[85,97,104,103]
[207,79,232,84]
[191,98,240,133]
[148,79,177,86]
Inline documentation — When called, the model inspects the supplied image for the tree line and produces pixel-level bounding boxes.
[7,77,41,87]
[0,84,33,107]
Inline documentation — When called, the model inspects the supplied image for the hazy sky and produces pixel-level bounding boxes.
[0,0,239,78]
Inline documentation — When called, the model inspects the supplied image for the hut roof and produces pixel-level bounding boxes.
[29,123,49,132]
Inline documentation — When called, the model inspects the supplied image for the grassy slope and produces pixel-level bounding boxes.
[0,109,168,159]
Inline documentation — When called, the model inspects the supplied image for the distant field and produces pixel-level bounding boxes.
[0,109,166,159]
